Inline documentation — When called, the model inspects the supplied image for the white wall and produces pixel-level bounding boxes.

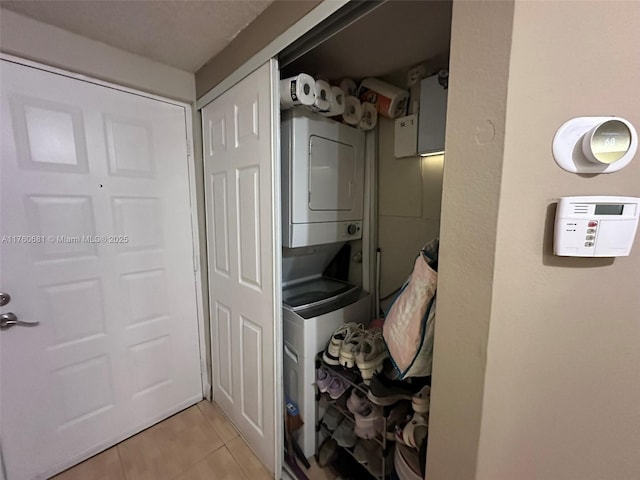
[377,114,444,309]
[477,1,640,478]
[0,9,195,102]
[427,1,515,478]
[430,0,640,478]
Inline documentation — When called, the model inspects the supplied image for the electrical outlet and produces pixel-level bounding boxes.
[407,63,427,87]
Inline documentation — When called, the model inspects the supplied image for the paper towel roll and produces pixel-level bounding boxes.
[358,77,409,119]
[342,96,363,126]
[320,86,346,117]
[280,73,316,109]
[308,79,332,113]
[358,102,378,131]
[339,78,358,97]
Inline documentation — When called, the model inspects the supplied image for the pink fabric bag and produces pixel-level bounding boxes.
[383,241,438,379]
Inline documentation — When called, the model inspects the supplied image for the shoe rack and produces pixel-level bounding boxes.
[314,354,393,479]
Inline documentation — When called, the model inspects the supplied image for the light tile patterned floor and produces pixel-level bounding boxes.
[51,401,334,480]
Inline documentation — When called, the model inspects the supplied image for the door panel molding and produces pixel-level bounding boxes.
[203,59,282,477]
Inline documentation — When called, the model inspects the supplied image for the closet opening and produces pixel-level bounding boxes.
[277,1,452,479]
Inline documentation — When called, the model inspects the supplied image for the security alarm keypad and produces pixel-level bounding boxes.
[554,196,640,257]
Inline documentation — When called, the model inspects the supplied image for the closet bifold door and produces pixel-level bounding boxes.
[201,59,282,477]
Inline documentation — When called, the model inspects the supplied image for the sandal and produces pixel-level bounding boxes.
[411,385,430,414]
[402,413,428,448]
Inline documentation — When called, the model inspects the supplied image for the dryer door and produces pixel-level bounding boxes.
[309,136,355,212]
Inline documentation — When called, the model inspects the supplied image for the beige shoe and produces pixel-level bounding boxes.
[402,413,428,448]
[338,326,367,368]
[355,329,388,383]
[411,384,430,414]
[323,322,364,366]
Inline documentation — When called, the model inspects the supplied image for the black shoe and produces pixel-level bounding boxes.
[317,438,339,467]
[367,371,430,406]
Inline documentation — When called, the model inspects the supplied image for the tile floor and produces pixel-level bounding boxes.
[51,401,334,480]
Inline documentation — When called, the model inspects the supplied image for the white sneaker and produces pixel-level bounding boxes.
[323,322,363,366]
[338,327,368,369]
[355,329,388,383]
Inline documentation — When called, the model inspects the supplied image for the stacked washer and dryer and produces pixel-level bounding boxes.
[281,109,371,458]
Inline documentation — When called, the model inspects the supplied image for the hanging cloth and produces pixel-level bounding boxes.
[383,238,439,379]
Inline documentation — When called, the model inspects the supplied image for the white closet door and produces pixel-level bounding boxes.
[0,60,203,479]
[202,60,281,475]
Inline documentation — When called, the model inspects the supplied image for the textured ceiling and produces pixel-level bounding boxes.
[0,0,274,72]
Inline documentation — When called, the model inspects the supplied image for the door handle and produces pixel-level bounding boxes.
[0,312,40,329]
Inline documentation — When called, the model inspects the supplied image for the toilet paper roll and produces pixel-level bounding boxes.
[358,102,378,131]
[339,78,358,97]
[320,86,346,117]
[342,96,363,126]
[358,77,409,119]
[308,79,332,113]
[280,73,316,109]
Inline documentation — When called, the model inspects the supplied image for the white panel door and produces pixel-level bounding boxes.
[0,60,203,479]
[202,60,281,475]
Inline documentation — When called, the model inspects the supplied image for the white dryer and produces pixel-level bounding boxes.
[281,109,366,248]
